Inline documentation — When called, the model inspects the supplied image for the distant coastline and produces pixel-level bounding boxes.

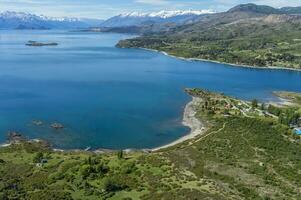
[133,47,301,72]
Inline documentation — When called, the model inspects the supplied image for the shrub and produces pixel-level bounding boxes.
[33,152,43,163]
[103,177,127,192]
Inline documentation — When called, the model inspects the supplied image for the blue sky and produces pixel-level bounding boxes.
[0,0,300,19]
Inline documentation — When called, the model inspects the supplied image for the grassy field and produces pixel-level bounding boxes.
[1,89,301,199]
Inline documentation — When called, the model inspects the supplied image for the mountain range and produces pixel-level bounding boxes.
[0,10,214,30]
[0,11,103,29]
[90,4,301,34]
[1,4,301,30]
[99,10,214,27]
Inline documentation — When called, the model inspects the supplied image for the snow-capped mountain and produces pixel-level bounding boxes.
[0,11,103,29]
[100,10,214,27]
[119,10,214,18]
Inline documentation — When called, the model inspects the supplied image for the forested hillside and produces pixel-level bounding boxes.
[117,4,301,69]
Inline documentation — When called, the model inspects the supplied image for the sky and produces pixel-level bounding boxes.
[0,0,300,19]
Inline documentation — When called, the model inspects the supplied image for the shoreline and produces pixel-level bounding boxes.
[138,47,301,72]
[151,96,205,152]
[0,139,42,148]
[270,91,297,107]
[0,96,206,153]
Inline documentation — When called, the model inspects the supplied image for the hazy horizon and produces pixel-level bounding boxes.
[0,0,300,19]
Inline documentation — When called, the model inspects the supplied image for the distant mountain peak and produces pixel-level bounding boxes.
[0,11,83,22]
[119,10,215,18]
[1,11,37,19]
[0,11,103,29]
[228,3,281,14]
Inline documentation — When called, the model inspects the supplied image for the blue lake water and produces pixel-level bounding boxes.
[1,30,301,150]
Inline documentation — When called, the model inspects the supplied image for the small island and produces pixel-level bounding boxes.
[26,40,58,47]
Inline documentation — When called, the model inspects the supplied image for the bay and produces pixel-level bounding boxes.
[0,30,300,149]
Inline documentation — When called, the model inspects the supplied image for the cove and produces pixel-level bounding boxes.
[0,30,301,150]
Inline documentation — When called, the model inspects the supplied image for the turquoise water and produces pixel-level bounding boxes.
[296,129,301,135]
[1,30,301,150]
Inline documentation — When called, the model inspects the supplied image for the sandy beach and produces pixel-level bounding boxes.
[0,143,11,148]
[151,96,205,152]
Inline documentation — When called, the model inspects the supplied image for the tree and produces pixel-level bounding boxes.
[117,150,124,159]
[87,156,92,165]
[252,99,258,109]
[260,103,265,110]
[204,101,209,109]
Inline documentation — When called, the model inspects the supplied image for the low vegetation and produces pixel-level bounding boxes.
[1,89,301,199]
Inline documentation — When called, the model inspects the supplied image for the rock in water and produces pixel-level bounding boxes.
[50,123,64,129]
[7,132,25,143]
[32,120,43,126]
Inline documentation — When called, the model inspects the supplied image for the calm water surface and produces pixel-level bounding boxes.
[1,30,301,149]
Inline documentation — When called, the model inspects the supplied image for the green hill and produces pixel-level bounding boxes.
[117,4,301,69]
[228,3,282,14]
